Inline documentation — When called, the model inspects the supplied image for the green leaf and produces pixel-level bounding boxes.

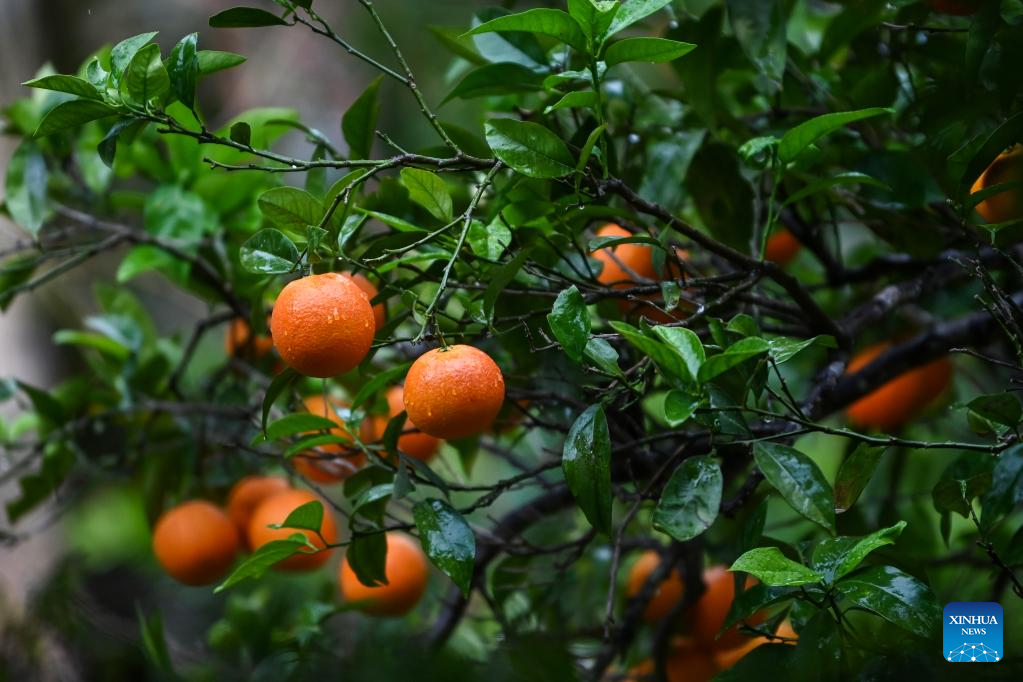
[568,0,618,44]
[954,110,1023,196]
[607,0,672,36]
[811,521,906,585]
[352,485,393,519]
[4,141,48,234]
[697,337,770,382]
[136,606,174,673]
[413,498,476,596]
[730,547,824,586]
[444,63,545,102]
[834,444,885,513]
[271,500,324,533]
[23,75,102,100]
[584,338,624,378]
[982,445,1023,521]
[111,32,158,81]
[116,245,186,284]
[576,123,606,177]
[209,7,288,28]
[53,330,130,361]
[167,33,199,109]
[347,533,388,587]
[464,8,587,52]
[562,404,613,535]
[766,335,837,364]
[428,25,487,65]
[653,456,722,542]
[400,168,453,222]
[484,118,575,179]
[835,565,940,638]
[98,117,145,168]
[197,50,247,75]
[653,326,705,383]
[282,434,352,459]
[968,393,1022,428]
[262,368,298,433]
[240,228,299,274]
[781,172,888,207]
[543,90,597,115]
[604,37,695,66]
[34,100,119,137]
[468,218,511,260]
[215,535,310,592]
[933,470,991,518]
[483,248,531,322]
[754,442,835,533]
[778,108,892,164]
[342,76,382,160]
[548,286,590,363]
[726,0,786,85]
[258,186,324,234]
[121,43,170,107]
[663,389,701,427]
[721,583,797,632]
[611,321,689,382]
[351,363,411,410]
[229,121,251,146]
[266,413,338,441]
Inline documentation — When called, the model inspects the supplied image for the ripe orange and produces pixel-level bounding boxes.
[270,272,375,377]
[626,638,717,682]
[844,343,952,431]
[247,489,338,571]
[625,550,686,622]
[152,500,240,586]
[339,532,429,616]
[764,229,802,266]
[381,385,441,462]
[344,271,386,332]
[928,0,983,15]
[225,317,275,360]
[403,345,505,439]
[591,223,659,286]
[292,395,367,483]
[971,145,1023,224]
[713,620,798,670]
[688,565,762,650]
[225,475,291,549]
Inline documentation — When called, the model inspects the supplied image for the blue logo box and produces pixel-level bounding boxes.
[943,602,1003,663]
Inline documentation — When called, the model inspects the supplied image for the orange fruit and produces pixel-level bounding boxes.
[971,145,1023,224]
[928,0,984,15]
[383,385,441,462]
[344,271,386,332]
[591,223,659,286]
[339,532,429,616]
[764,229,802,266]
[625,638,717,682]
[225,317,275,360]
[292,395,368,483]
[844,342,952,431]
[625,550,686,622]
[247,489,338,571]
[713,620,798,670]
[270,272,375,377]
[403,345,505,439]
[152,500,240,586]
[688,565,762,651]
[225,476,291,549]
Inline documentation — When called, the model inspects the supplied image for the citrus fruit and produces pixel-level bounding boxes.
[380,385,441,462]
[344,271,386,332]
[764,229,802,266]
[591,223,659,286]
[292,395,368,483]
[225,317,274,360]
[970,145,1023,224]
[225,475,291,549]
[845,342,952,431]
[270,272,375,377]
[403,345,505,439]
[247,489,338,571]
[625,550,686,622]
[713,620,798,670]
[688,565,762,650]
[152,500,240,586]
[339,532,429,616]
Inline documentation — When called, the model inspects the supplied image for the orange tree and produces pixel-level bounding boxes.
[2,1,1023,680]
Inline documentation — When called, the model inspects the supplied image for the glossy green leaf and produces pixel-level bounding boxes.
[730,547,824,586]
[215,535,312,592]
[265,412,338,441]
[835,565,940,638]
[562,404,612,535]
[982,445,1023,521]
[167,33,199,109]
[401,168,453,222]
[197,50,247,75]
[653,326,705,383]
[607,0,672,36]
[810,521,906,584]
[543,90,597,115]
[121,44,170,107]
[413,498,476,596]
[240,228,299,274]
[465,8,587,52]
[698,337,770,382]
[34,100,119,137]
[347,532,388,587]
[342,76,382,160]
[663,389,701,427]
[834,444,885,513]
[444,63,545,102]
[612,321,689,382]
[766,335,837,364]
[548,286,590,363]
[653,456,722,541]
[726,0,786,85]
[111,32,158,80]
[209,7,288,28]
[272,500,325,533]
[584,338,624,378]
[4,141,48,234]
[258,186,324,234]
[23,75,102,100]
[484,119,574,178]
[604,37,695,66]
[568,0,618,44]
[968,393,1022,428]
[754,442,835,533]
[261,368,298,433]
[778,107,892,164]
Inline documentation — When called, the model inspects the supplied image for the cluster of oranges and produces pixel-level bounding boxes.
[624,554,797,680]
[152,477,430,616]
